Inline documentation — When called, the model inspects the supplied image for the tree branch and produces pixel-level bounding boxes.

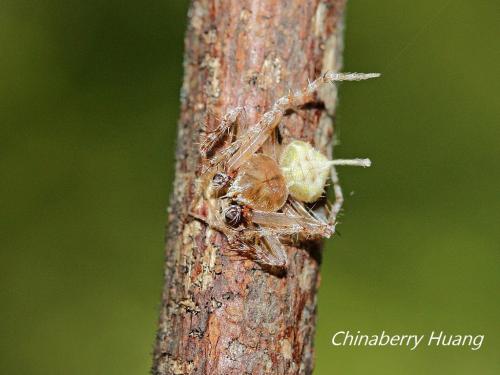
[152,1,346,373]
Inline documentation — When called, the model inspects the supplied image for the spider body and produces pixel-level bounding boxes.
[193,71,380,268]
[227,154,288,211]
[280,140,371,203]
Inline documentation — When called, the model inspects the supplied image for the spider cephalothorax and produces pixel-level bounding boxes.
[226,154,288,211]
[193,71,380,268]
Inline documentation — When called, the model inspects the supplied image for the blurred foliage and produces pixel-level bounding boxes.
[1,1,498,374]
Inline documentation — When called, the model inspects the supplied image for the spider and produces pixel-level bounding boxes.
[192,71,380,268]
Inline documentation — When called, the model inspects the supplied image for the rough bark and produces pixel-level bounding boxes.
[152,1,346,374]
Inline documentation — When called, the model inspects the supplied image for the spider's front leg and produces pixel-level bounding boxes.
[272,72,381,112]
[226,71,380,172]
[226,109,283,173]
[201,106,244,157]
[200,106,246,175]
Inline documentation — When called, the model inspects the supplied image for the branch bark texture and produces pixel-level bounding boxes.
[153,1,346,373]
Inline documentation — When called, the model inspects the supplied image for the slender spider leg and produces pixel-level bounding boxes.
[235,106,249,137]
[190,207,267,265]
[287,199,328,226]
[259,233,288,267]
[226,72,380,172]
[200,106,243,157]
[325,157,372,231]
[200,107,247,175]
[328,164,343,232]
[225,232,287,268]
[261,129,281,161]
[193,197,288,267]
[251,208,333,238]
[274,72,380,114]
[226,109,283,173]
[281,202,303,219]
[201,140,242,175]
[329,158,371,167]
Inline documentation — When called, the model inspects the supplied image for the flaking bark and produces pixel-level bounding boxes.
[152,1,346,374]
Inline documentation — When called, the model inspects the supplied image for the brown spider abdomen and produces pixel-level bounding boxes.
[227,154,288,212]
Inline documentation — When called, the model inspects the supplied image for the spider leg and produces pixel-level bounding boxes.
[226,72,379,172]
[200,106,243,158]
[328,164,343,233]
[251,205,333,238]
[325,157,371,232]
[226,109,283,172]
[273,72,380,112]
[227,232,287,268]
[261,128,281,161]
[201,140,242,175]
[329,158,371,167]
[259,233,288,268]
[287,199,330,228]
[235,106,250,137]
[200,108,248,176]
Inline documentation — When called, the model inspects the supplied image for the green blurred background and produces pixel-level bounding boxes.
[1,1,498,374]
